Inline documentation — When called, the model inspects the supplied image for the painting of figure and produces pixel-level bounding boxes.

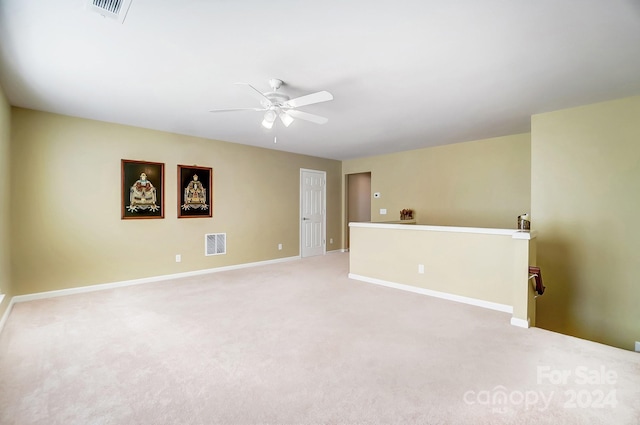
[121,160,164,219]
[178,165,213,218]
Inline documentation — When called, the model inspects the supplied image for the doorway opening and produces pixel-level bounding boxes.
[345,172,371,250]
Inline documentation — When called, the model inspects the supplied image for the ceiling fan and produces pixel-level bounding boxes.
[209,79,333,129]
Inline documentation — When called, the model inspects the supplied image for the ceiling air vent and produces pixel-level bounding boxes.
[86,0,133,24]
[205,233,227,256]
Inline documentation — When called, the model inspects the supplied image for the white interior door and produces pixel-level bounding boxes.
[300,169,326,258]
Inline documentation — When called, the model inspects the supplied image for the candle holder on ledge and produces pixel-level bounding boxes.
[400,209,414,220]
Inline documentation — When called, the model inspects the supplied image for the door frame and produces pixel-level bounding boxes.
[300,168,326,258]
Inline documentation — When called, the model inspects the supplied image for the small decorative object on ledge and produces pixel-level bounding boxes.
[517,213,530,230]
[400,209,414,220]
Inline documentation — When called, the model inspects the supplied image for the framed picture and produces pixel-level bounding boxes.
[178,165,213,218]
[121,159,165,219]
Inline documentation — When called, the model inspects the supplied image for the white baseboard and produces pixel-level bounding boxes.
[0,296,14,334]
[11,256,301,304]
[327,249,347,254]
[348,273,513,314]
[510,317,531,328]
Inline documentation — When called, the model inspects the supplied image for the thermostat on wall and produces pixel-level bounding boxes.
[373,192,381,198]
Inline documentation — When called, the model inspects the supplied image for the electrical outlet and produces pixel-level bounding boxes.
[330,238,333,244]
[175,254,181,263]
[635,341,640,352]
[278,243,282,250]
[380,208,387,215]
[418,264,424,274]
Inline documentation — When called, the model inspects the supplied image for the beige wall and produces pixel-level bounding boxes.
[10,108,342,295]
[349,225,535,321]
[342,134,531,230]
[0,85,11,318]
[532,96,640,350]
[350,225,515,304]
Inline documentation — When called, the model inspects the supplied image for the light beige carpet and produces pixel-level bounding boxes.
[0,253,638,425]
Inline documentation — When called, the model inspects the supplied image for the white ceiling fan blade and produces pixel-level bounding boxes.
[286,109,329,125]
[209,107,265,113]
[235,82,273,106]
[285,91,333,108]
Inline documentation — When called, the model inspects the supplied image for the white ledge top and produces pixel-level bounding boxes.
[349,222,537,239]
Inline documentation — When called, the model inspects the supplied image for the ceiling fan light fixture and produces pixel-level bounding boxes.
[262,110,276,129]
[278,110,294,127]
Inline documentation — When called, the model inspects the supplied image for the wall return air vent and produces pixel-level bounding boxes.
[205,233,227,256]
[86,0,133,24]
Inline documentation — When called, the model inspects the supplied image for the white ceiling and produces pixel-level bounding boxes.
[1,0,639,160]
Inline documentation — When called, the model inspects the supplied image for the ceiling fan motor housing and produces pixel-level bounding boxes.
[262,91,290,109]
[269,78,284,90]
